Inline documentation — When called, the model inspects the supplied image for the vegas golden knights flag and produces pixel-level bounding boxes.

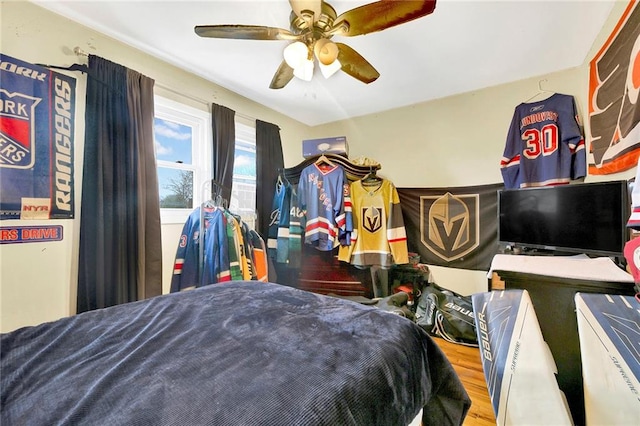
[397,183,503,271]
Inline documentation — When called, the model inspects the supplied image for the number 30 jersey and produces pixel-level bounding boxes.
[500,93,586,189]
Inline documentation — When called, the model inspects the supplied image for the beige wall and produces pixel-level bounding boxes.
[0,1,634,331]
[307,66,632,295]
[294,0,635,295]
[0,1,311,332]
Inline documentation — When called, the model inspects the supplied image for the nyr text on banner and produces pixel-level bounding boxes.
[0,53,76,219]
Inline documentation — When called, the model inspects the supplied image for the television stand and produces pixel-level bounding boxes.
[488,254,635,426]
[500,244,586,257]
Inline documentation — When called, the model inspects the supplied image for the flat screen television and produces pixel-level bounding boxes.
[498,180,630,257]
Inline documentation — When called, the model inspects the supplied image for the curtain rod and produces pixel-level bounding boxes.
[73,46,256,123]
[154,83,256,123]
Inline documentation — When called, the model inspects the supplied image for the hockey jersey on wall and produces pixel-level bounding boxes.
[297,162,352,251]
[500,93,586,189]
[338,179,409,268]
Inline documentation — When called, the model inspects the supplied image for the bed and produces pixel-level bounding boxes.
[1,281,470,425]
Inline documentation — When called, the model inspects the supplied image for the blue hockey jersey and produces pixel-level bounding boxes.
[500,93,586,189]
[297,163,352,251]
[170,207,230,292]
[274,183,304,267]
[276,182,292,264]
[267,178,286,259]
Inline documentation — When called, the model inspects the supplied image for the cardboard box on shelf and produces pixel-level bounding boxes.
[302,136,348,158]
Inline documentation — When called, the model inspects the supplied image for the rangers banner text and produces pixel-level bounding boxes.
[0,225,63,244]
[0,53,76,219]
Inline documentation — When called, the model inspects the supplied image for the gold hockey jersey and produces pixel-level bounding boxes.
[338,179,408,268]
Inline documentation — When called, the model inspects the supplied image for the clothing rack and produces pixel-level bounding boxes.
[206,179,229,208]
[283,154,381,184]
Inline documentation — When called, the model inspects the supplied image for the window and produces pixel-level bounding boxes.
[230,121,257,229]
[154,97,257,227]
[154,97,211,224]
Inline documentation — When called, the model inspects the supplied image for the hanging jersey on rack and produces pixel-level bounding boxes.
[170,207,230,292]
[248,228,269,281]
[235,217,254,280]
[338,179,409,268]
[500,93,586,189]
[281,185,304,267]
[297,162,352,251]
[275,182,293,264]
[267,177,287,259]
[203,210,231,284]
[223,210,244,281]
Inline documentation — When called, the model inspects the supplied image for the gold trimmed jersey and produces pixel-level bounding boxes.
[338,179,408,268]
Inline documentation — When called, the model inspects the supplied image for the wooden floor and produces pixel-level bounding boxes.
[432,337,496,426]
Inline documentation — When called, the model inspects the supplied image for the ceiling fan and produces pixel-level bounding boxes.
[194,0,437,89]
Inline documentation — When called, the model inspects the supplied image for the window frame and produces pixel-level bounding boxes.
[154,96,212,224]
[230,120,257,228]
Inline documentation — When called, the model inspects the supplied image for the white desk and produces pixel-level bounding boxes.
[488,254,633,283]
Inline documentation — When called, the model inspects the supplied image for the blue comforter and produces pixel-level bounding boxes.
[1,281,470,425]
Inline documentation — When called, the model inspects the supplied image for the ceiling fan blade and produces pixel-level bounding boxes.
[336,43,380,84]
[332,0,437,37]
[289,0,322,20]
[195,25,300,41]
[269,61,295,89]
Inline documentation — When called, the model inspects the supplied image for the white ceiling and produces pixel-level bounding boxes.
[33,0,616,126]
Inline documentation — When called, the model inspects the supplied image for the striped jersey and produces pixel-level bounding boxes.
[338,179,408,268]
[297,163,352,251]
[500,93,586,189]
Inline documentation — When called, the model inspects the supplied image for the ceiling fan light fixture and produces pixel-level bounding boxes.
[293,58,314,81]
[313,38,339,66]
[319,59,341,79]
[283,41,309,69]
[196,0,438,89]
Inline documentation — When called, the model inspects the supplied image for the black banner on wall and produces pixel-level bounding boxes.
[397,183,503,271]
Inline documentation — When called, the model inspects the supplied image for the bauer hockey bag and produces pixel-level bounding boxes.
[415,283,478,346]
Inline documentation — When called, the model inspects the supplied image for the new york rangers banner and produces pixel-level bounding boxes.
[588,0,640,175]
[397,183,503,271]
[0,53,76,219]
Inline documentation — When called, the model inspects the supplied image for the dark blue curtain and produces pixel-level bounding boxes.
[77,55,162,313]
[212,103,236,204]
